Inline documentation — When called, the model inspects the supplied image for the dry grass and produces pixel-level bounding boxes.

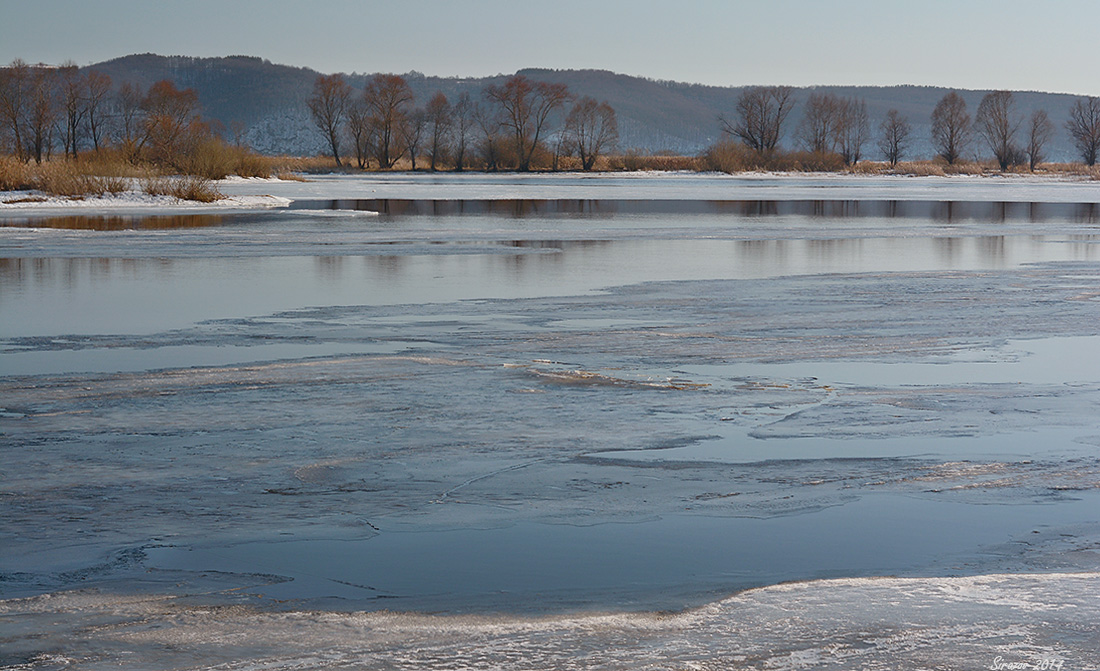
[847,161,892,175]
[942,161,986,176]
[1,147,260,200]
[266,155,343,174]
[74,150,149,178]
[176,140,275,180]
[1,157,133,196]
[1038,162,1100,179]
[607,150,700,171]
[141,174,222,202]
[848,160,1010,177]
[9,148,1100,188]
[698,143,849,173]
[893,161,947,177]
[232,150,274,178]
[0,156,37,191]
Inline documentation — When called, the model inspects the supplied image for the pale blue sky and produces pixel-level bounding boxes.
[2,0,1097,95]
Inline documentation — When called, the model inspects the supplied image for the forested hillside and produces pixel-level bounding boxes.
[79,54,1087,160]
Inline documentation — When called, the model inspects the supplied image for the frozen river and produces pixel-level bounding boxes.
[2,173,1100,668]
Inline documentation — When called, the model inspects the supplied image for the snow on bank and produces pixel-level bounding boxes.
[0,189,292,214]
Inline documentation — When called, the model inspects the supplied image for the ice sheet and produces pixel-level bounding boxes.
[217,171,1100,204]
[3,174,1100,668]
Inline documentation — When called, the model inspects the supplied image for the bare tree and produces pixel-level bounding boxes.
[975,90,1021,171]
[141,80,202,167]
[1066,96,1100,166]
[345,98,372,169]
[451,92,475,171]
[836,97,869,165]
[115,81,146,160]
[84,70,111,151]
[424,92,452,171]
[473,100,506,171]
[796,92,842,154]
[563,96,618,170]
[0,59,31,161]
[484,75,571,171]
[306,73,351,167]
[401,108,427,170]
[363,74,413,169]
[57,63,86,158]
[550,129,569,171]
[1025,109,1054,172]
[877,109,911,168]
[227,120,249,147]
[930,91,971,165]
[26,67,57,163]
[721,85,794,154]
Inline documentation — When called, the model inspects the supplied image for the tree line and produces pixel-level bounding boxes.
[0,58,265,177]
[721,86,1100,170]
[6,55,1100,175]
[307,72,619,171]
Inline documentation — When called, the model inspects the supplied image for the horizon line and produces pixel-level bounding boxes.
[39,52,1095,100]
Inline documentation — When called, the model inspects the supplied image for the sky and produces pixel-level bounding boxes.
[2,0,1098,96]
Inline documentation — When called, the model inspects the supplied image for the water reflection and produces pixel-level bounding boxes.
[0,214,228,230]
[290,199,1100,223]
[3,232,1098,339]
[314,256,346,281]
[5,201,1100,231]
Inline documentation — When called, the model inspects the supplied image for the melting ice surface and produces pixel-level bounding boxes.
[2,174,1100,668]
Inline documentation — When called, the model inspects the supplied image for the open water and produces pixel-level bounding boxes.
[2,174,1100,668]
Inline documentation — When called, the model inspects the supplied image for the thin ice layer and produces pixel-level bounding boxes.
[2,573,1097,670]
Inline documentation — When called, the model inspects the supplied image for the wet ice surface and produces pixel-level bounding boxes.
[3,174,1100,668]
[4,573,1099,670]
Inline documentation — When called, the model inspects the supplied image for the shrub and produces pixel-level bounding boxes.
[700,141,752,173]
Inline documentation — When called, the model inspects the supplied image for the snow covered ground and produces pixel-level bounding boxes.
[2,173,1100,669]
[0,189,291,213]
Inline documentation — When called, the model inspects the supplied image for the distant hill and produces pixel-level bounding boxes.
[84,54,1088,161]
